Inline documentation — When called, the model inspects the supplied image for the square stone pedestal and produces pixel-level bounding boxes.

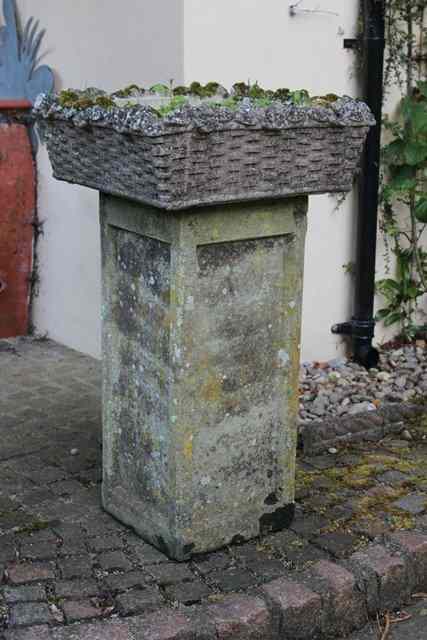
[100,194,307,560]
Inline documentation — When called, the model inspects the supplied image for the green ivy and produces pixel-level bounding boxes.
[376,0,427,340]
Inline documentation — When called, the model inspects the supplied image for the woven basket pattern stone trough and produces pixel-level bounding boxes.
[35,94,374,210]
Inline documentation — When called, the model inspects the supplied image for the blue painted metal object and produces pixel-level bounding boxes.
[0,0,53,103]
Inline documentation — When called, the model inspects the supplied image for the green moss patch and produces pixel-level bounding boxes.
[55,81,344,116]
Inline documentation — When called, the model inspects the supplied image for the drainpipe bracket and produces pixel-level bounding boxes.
[331,318,376,339]
[343,38,360,50]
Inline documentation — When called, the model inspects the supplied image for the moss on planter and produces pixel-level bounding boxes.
[54,81,344,117]
[58,89,115,110]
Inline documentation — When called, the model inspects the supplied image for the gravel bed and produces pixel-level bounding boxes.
[299,343,427,426]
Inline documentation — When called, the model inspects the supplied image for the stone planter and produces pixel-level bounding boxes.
[37,93,373,560]
[35,95,374,210]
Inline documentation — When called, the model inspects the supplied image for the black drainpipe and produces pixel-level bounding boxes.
[332,0,386,369]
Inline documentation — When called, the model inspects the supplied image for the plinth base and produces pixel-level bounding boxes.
[100,194,307,560]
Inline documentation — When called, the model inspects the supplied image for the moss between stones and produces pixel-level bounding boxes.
[16,518,50,534]
[297,429,427,537]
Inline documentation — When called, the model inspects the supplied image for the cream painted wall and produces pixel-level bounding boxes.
[6,1,408,361]
[183,0,363,362]
[12,0,184,356]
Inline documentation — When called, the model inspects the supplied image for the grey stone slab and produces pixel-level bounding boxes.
[116,587,165,616]
[378,470,411,485]
[1,585,46,603]
[8,602,53,627]
[393,493,427,515]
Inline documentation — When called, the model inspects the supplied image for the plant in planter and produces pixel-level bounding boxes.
[34,82,374,211]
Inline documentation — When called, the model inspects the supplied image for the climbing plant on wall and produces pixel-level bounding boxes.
[376,0,427,339]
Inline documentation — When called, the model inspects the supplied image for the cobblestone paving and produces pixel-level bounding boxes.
[0,338,426,639]
[342,599,427,640]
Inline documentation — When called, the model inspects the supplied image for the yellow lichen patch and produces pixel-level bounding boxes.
[389,513,416,530]
[362,454,415,475]
[295,469,318,492]
[347,485,417,532]
[323,465,375,491]
[343,475,375,490]
[255,541,276,556]
[403,474,427,490]
[207,594,227,603]
[200,375,222,402]
[183,436,193,461]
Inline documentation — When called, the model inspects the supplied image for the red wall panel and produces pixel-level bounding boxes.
[0,123,35,337]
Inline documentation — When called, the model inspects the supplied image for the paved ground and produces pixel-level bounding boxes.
[0,337,426,639]
[343,600,427,639]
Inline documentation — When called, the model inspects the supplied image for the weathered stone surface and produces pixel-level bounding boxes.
[348,545,409,614]
[129,609,195,640]
[165,580,212,605]
[209,568,258,592]
[103,571,150,593]
[206,594,272,639]
[101,196,307,559]
[97,551,133,572]
[146,564,194,586]
[116,587,165,615]
[392,493,427,515]
[389,531,427,591]
[51,620,132,640]
[59,557,92,580]
[2,585,46,603]
[54,580,101,599]
[62,599,104,623]
[311,532,359,559]
[4,625,52,640]
[6,562,55,585]
[8,602,53,627]
[262,578,322,639]
[310,560,365,636]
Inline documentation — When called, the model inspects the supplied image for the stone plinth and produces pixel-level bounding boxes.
[100,194,307,560]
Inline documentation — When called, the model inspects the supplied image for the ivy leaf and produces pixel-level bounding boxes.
[417,81,427,99]
[383,311,404,327]
[404,141,427,166]
[389,165,417,191]
[407,285,422,299]
[376,308,392,321]
[383,139,405,165]
[415,197,427,223]
[377,278,400,293]
[409,104,427,135]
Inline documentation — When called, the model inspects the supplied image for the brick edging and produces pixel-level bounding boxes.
[66,533,426,639]
[300,402,427,455]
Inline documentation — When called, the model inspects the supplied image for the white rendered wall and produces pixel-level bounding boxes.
[183,0,364,362]
[13,0,184,357]
[8,1,412,361]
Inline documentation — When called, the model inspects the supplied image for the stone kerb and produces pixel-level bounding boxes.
[172,537,427,640]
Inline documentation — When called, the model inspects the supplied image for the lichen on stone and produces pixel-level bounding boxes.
[34,81,375,139]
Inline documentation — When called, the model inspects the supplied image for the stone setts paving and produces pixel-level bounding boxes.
[1,338,427,640]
